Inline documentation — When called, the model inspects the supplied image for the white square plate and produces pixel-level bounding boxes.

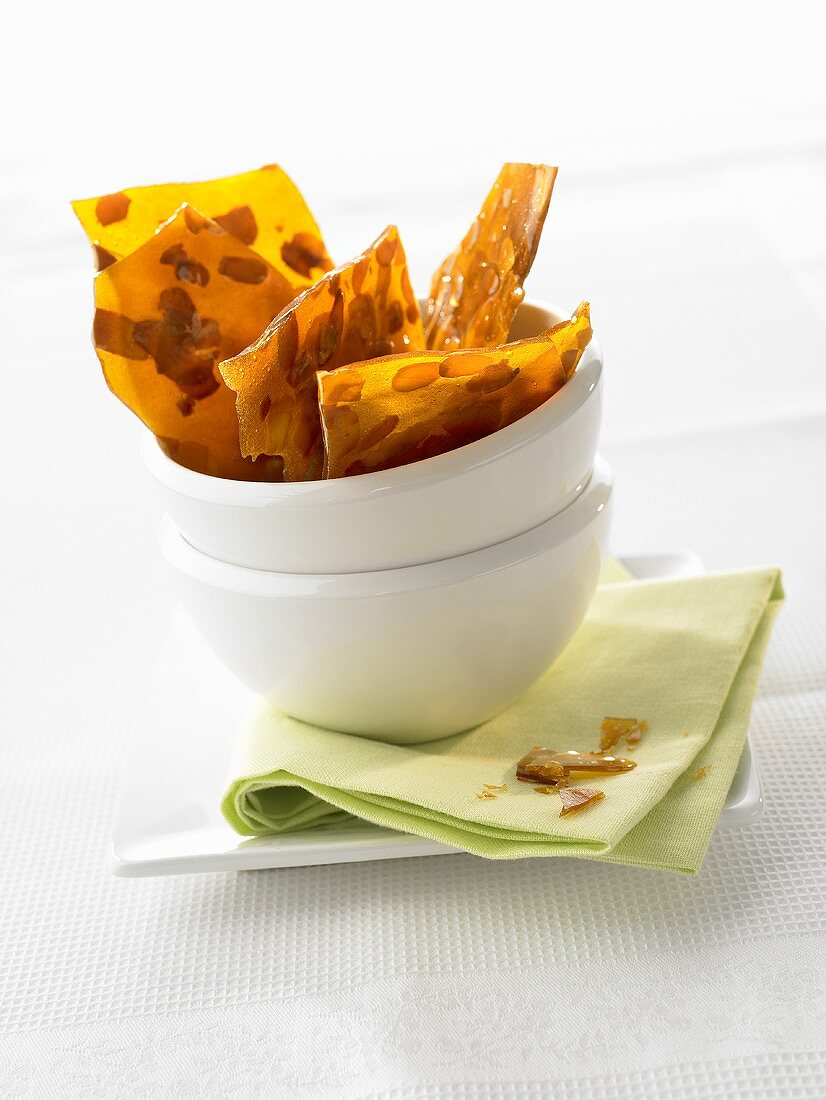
[112,552,763,877]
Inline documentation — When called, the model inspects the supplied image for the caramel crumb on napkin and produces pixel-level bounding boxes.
[483,784,508,791]
[690,765,711,781]
[475,790,497,800]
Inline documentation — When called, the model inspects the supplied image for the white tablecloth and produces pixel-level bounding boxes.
[2,6,825,1093]
[5,410,825,1099]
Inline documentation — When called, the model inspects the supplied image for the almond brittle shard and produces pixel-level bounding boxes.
[318,303,591,479]
[558,787,605,817]
[92,204,296,480]
[72,164,333,287]
[424,163,557,350]
[219,225,424,481]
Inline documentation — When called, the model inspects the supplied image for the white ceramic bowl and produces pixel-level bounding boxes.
[143,300,603,574]
[160,457,613,743]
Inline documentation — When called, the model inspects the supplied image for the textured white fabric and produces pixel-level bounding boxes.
[2,51,826,1099]
[1,419,824,1100]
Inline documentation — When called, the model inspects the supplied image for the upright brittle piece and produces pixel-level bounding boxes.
[424,163,557,351]
[220,225,424,481]
[73,164,333,288]
[93,204,295,480]
[318,303,591,479]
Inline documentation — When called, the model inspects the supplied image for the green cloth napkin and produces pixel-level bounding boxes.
[222,565,783,874]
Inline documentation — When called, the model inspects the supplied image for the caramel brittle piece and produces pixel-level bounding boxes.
[483,784,508,791]
[73,164,333,287]
[690,765,711,780]
[516,750,567,785]
[424,163,557,350]
[220,226,424,481]
[600,717,637,752]
[318,303,591,478]
[558,787,605,817]
[555,751,637,773]
[517,747,636,784]
[476,790,497,800]
[93,204,296,479]
[534,784,566,794]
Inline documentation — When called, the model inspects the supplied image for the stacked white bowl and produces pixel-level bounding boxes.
[147,301,612,743]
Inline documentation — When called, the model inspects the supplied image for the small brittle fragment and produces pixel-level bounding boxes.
[558,787,605,817]
[690,765,711,781]
[552,751,637,774]
[516,750,567,785]
[600,716,644,752]
[517,747,636,784]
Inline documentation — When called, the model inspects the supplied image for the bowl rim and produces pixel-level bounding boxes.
[160,457,612,599]
[142,299,602,506]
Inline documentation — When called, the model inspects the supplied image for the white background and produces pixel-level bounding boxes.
[1,2,825,1097]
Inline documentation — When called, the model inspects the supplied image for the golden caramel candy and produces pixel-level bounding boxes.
[72,164,333,288]
[516,757,566,786]
[93,204,295,480]
[558,787,605,817]
[600,716,649,750]
[548,751,637,774]
[600,717,638,751]
[424,163,557,351]
[516,745,636,784]
[220,225,425,482]
[318,303,590,479]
